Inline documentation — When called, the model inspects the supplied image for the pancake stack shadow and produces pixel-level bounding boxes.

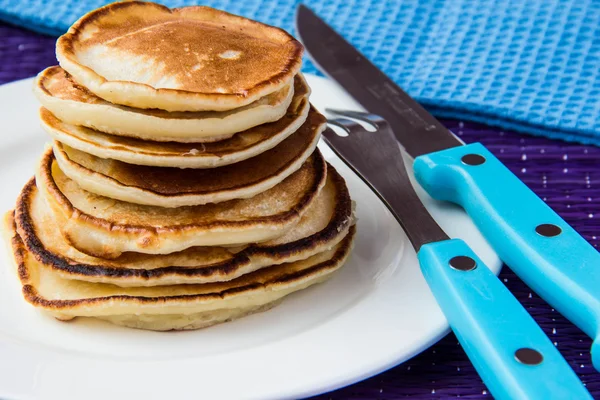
[6,2,356,331]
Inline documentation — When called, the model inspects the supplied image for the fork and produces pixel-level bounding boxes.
[322,109,591,400]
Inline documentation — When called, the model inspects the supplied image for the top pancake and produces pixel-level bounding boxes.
[56,2,303,111]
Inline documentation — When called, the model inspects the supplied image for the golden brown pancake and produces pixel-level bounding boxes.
[15,165,352,286]
[56,2,303,111]
[36,147,327,258]
[35,67,309,143]
[51,107,325,207]
[8,209,355,331]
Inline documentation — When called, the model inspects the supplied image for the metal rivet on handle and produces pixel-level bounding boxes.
[535,224,562,237]
[449,256,477,271]
[461,154,486,166]
[515,348,544,365]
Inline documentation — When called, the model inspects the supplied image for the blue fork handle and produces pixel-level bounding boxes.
[414,143,600,370]
[419,239,591,399]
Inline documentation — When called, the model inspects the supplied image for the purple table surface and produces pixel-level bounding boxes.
[1,22,599,400]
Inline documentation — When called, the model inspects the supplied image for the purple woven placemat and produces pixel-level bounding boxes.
[1,22,599,399]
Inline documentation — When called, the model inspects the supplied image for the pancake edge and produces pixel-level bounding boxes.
[15,164,352,286]
[51,117,324,207]
[35,148,328,257]
[10,219,355,316]
[35,67,308,143]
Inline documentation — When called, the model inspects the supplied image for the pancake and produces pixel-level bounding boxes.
[35,67,309,143]
[8,210,355,331]
[15,165,353,286]
[56,2,303,111]
[51,107,325,207]
[36,147,327,258]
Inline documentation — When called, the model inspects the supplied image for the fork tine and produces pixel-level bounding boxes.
[321,126,350,150]
[326,108,385,127]
[327,117,363,134]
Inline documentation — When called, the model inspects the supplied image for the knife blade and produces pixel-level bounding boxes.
[296,4,600,370]
[321,113,590,399]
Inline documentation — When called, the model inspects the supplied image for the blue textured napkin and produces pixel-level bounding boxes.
[1,0,599,145]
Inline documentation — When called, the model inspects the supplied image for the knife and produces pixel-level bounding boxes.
[321,111,590,399]
[296,5,600,370]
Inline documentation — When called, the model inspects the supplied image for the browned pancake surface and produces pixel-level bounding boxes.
[59,2,302,95]
[14,164,352,285]
[56,106,324,196]
[9,209,355,309]
[43,149,326,227]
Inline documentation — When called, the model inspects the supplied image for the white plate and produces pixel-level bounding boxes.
[0,74,501,400]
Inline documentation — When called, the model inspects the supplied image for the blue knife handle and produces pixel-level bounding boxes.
[419,239,591,400]
[414,142,600,370]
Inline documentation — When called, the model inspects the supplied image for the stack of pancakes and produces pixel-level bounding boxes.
[5,2,355,331]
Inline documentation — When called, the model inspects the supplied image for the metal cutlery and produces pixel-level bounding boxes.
[296,4,600,370]
[323,109,591,399]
